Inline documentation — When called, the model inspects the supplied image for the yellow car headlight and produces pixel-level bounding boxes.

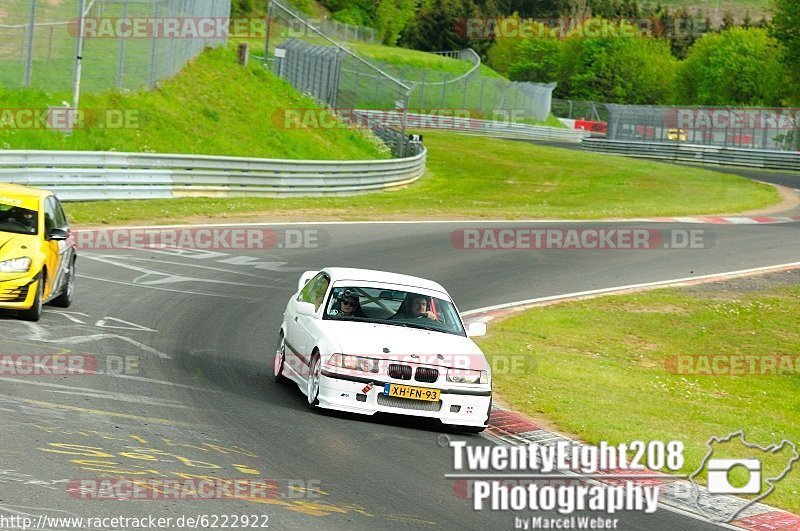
[0,257,32,273]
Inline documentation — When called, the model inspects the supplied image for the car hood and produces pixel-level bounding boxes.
[322,320,488,370]
[0,232,38,261]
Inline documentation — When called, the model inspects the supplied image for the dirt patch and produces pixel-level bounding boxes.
[74,209,519,229]
[615,304,691,314]
[682,269,800,294]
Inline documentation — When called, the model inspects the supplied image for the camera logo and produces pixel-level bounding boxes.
[688,430,798,523]
[706,458,761,495]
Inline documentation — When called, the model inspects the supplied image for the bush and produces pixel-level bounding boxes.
[490,31,678,104]
[677,28,788,106]
[564,37,677,104]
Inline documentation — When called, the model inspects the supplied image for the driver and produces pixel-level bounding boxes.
[391,294,436,320]
[4,207,36,231]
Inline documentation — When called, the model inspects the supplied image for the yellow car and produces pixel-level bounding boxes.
[668,129,687,142]
[0,184,77,321]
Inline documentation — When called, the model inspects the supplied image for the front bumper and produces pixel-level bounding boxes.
[0,274,38,310]
[319,370,491,427]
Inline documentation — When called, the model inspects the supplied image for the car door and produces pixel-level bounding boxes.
[41,197,63,299]
[291,273,330,380]
[287,273,325,376]
[51,197,75,295]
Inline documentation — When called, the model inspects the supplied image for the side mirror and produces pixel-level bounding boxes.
[296,301,317,318]
[48,228,69,241]
[467,322,487,337]
[297,270,318,292]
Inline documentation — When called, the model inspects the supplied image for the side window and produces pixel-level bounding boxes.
[53,198,68,228]
[311,276,330,311]
[299,273,327,305]
[44,198,58,236]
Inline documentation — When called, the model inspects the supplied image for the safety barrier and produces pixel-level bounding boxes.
[581,138,800,171]
[0,149,427,201]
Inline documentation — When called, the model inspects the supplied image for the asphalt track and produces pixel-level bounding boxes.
[0,173,799,530]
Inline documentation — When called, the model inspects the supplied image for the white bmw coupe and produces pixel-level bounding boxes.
[274,268,492,432]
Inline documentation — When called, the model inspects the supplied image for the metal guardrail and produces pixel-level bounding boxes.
[580,138,800,171]
[357,111,588,143]
[0,149,427,201]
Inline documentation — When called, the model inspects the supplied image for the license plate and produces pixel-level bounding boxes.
[384,383,440,402]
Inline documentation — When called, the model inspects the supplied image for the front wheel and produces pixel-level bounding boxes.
[19,273,44,322]
[51,259,76,308]
[306,353,321,410]
[274,334,287,384]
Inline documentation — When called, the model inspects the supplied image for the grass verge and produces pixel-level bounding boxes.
[476,273,800,513]
[65,131,779,226]
[0,46,389,160]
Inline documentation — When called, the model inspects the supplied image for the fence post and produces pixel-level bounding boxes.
[47,26,54,60]
[23,0,36,86]
[478,77,485,115]
[72,0,87,108]
[264,0,273,66]
[441,73,449,109]
[418,70,426,109]
[167,0,178,75]
[148,0,159,88]
[115,0,128,87]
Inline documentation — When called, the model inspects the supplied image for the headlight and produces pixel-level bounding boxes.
[446,368,488,384]
[327,354,379,373]
[0,257,32,273]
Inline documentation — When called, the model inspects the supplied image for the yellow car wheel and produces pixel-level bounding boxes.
[19,273,43,322]
[51,259,76,308]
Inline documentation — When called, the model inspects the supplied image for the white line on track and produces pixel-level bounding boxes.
[462,261,800,317]
[18,322,172,360]
[77,274,261,302]
[79,218,798,231]
[117,255,282,280]
[80,254,268,288]
[0,377,191,408]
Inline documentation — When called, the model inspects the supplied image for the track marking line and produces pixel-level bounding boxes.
[462,261,800,320]
[77,274,261,302]
[6,395,199,427]
[0,377,191,409]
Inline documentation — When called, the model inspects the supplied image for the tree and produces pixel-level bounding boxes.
[561,36,678,103]
[506,37,562,83]
[677,27,788,105]
[771,0,800,103]
[742,10,752,28]
[721,10,735,29]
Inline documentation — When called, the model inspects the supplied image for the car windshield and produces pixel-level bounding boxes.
[323,286,466,337]
[0,202,38,235]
